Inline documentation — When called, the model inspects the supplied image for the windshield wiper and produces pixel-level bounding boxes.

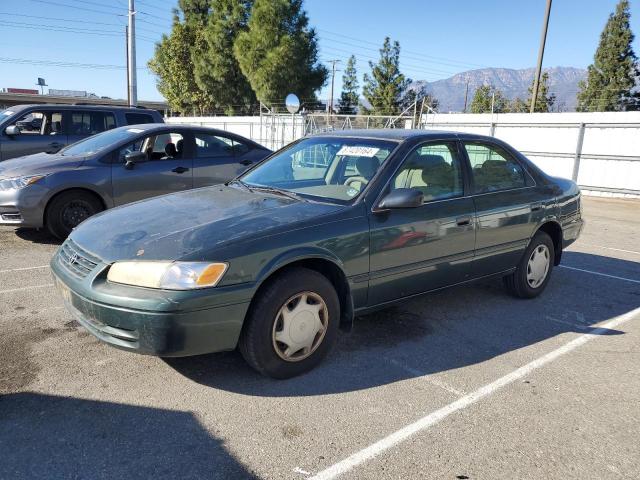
[250,185,306,202]
[227,179,253,192]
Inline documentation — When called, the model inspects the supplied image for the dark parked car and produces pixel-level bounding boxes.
[51,130,583,378]
[0,123,270,238]
[0,104,164,161]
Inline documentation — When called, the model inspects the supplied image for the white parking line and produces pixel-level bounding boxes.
[560,265,640,284]
[386,357,466,396]
[0,283,54,294]
[309,306,640,480]
[578,244,640,256]
[0,265,50,274]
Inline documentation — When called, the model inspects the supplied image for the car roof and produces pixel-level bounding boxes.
[6,104,158,112]
[312,129,464,141]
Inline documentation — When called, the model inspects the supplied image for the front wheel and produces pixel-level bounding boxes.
[239,267,340,379]
[46,190,103,239]
[504,231,555,299]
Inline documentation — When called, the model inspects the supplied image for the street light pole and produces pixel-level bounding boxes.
[127,0,137,107]
[530,0,552,113]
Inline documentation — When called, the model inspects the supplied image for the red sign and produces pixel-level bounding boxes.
[5,88,39,95]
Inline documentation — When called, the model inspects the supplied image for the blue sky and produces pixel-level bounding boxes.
[1,0,639,102]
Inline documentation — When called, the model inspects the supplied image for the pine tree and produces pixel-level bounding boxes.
[361,37,410,115]
[337,55,359,114]
[577,0,640,111]
[527,72,556,112]
[195,0,256,115]
[148,12,214,114]
[508,97,528,113]
[233,0,327,108]
[469,85,508,113]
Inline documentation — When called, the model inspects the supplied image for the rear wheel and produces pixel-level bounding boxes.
[504,231,554,299]
[239,267,340,379]
[45,190,103,239]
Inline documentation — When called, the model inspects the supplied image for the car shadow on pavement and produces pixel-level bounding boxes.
[0,392,256,480]
[166,252,639,397]
[14,227,61,245]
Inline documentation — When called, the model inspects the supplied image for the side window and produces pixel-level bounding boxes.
[125,113,154,125]
[194,133,235,158]
[13,111,64,136]
[232,139,250,155]
[116,132,184,162]
[464,142,526,193]
[391,142,464,202]
[70,111,116,135]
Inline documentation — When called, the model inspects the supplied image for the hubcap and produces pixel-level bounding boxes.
[272,291,328,362]
[61,201,92,229]
[526,244,550,288]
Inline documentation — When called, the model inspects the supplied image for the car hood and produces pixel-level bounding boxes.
[0,152,84,178]
[71,185,344,262]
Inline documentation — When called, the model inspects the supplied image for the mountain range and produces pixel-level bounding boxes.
[410,66,587,112]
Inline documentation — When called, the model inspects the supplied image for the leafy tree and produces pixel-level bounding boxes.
[148,12,214,114]
[526,71,556,112]
[337,55,359,114]
[361,37,410,115]
[178,0,210,23]
[195,0,256,115]
[577,0,640,111]
[469,84,508,113]
[508,97,528,113]
[234,0,327,108]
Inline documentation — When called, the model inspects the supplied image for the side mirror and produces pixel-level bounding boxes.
[124,151,147,170]
[377,188,424,210]
[5,125,20,136]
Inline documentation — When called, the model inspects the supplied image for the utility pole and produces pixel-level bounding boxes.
[326,59,340,122]
[127,0,137,107]
[530,0,552,113]
[490,91,495,115]
[463,76,470,113]
[125,25,130,106]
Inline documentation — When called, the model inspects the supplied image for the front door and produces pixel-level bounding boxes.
[368,140,476,305]
[1,109,67,160]
[111,130,193,206]
[462,141,545,276]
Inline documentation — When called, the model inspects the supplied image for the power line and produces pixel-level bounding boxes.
[25,0,125,17]
[0,56,150,71]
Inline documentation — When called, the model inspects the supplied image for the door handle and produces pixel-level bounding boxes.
[239,159,252,166]
[172,166,189,174]
[530,203,543,212]
[456,216,472,226]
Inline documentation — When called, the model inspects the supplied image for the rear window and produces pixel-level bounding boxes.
[125,113,155,125]
[70,111,116,135]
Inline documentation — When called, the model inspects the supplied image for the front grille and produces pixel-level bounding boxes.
[58,239,100,278]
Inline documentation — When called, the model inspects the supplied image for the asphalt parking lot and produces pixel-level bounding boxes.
[1,195,639,480]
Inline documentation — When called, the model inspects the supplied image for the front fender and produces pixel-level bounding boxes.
[254,246,347,286]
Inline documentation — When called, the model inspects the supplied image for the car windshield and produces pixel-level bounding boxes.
[0,109,15,125]
[60,127,144,156]
[240,137,397,203]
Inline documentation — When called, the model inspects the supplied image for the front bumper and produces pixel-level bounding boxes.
[51,247,253,357]
[0,184,48,228]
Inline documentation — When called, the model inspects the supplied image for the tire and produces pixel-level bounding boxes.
[45,190,103,240]
[504,230,555,299]
[239,267,340,379]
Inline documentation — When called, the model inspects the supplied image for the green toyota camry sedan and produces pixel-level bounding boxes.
[51,130,583,378]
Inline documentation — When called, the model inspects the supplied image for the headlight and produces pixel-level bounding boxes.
[0,175,47,191]
[107,261,228,290]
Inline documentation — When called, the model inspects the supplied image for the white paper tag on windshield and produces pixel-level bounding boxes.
[127,128,144,133]
[3,111,14,115]
[337,146,380,157]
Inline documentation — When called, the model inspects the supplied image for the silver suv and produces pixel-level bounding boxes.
[0,104,163,161]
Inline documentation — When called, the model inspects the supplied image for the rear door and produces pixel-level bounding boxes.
[368,140,476,304]
[463,140,544,276]
[111,129,194,206]
[66,110,117,146]
[192,131,251,187]
[1,108,67,159]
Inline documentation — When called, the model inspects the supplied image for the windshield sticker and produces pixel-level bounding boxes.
[337,146,380,157]
[2,111,14,116]
[127,128,144,133]
[346,188,359,197]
